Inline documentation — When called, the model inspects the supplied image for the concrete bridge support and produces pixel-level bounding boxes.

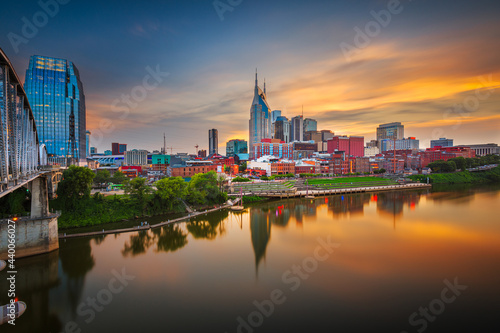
[29,176,49,218]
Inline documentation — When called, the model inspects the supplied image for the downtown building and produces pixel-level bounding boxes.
[252,139,293,160]
[376,122,404,148]
[226,139,248,157]
[249,71,272,159]
[274,116,291,143]
[209,129,218,155]
[327,136,364,157]
[24,55,86,164]
[380,137,419,152]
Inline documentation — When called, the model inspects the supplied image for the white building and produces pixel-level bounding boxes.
[364,146,380,157]
[124,149,148,166]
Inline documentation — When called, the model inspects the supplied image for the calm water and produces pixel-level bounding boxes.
[2,185,500,333]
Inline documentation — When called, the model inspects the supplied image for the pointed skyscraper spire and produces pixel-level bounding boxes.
[264,78,266,95]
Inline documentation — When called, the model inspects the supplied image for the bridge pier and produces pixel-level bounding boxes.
[29,176,49,218]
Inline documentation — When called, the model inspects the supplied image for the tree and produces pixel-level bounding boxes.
[449,157,466,171]
[185,171,225,205]
[111,170,128,184]
[155,177,187,210]
[239,162,247,173]
[94,169,110,185]
[57,166,95,204]
[124,177,151,211]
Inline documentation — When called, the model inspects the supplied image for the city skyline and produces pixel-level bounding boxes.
[1,0,499,154]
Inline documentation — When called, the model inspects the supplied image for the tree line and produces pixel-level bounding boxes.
[53,167,228,228]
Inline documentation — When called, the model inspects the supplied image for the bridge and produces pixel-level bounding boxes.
[0,48,59,260]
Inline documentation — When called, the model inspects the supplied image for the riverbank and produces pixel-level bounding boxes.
[59,204,231,239]
[59,183,431,239]
[409,166,500,184]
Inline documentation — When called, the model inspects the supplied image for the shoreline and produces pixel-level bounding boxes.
[59,183,431,240]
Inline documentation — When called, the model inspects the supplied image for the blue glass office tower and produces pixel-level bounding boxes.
[24,55,86,162]
[249,70,271,159]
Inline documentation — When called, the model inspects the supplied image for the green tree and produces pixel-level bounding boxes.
[94,169,110,185]
[185,171,224,205]
[239,162,247,173]
[111,170,128,184]
[57,166,95,205]
[449,157,466,171]
[124,177,151,212]
[155,177,187,210]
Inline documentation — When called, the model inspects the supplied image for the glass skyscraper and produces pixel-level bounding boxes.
[24,55,86,162]
[249,71,271,159]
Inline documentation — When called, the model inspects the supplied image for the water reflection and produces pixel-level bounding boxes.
[7,184,500,333]
[122,225,188,257]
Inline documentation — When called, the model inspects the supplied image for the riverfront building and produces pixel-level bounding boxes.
[24,55,86,163]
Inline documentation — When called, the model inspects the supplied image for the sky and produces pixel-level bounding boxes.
[1,0,499,154]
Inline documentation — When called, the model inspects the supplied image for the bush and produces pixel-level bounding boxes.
[232,177,251,182]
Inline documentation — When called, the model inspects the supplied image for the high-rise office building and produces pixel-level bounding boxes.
[376,122,404,146]
[249,71,272,158]
[24,55,86,162]
[209,129,218,155]
[271,110,281,138]
[303,118,317,138]
[291,115,303,142]
[274,116,290,143]
[112,142,127,155]
[431,138,453,148]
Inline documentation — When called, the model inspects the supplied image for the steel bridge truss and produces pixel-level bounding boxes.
[0,50,41,193]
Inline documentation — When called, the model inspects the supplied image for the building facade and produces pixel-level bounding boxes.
[381,137,419,152]
[24,55,86,162]
[271,110,281,138]
[112,142,127,155]
[376,122,404,147]
[327,136,364,157]
[124,149,148,166]
[252,139,293,160]
[459,143,499,156]
[226,139,248,157]
[274,116,290,143]
[303,118,317,137]
[431,137,454,148]
[249,71,272,158]
[209,129,218,155]
[291,115,303,142]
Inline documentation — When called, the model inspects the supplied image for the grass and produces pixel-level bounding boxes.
[307,177,391,185]
[409,166,500,184]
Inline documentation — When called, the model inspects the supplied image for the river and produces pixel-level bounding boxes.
[1,184,499,333]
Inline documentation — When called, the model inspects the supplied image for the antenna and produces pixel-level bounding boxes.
[163,133,166,154]
[302,105,304,117]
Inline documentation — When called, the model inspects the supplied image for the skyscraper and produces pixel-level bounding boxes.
[291,115,303,142]
[209,129,218,155]
[274,116,290,143]
[376,122,404,146]
[303,118,317,135]
[24,55,86,162]
[249,70,271,159]
[271,110,281,138]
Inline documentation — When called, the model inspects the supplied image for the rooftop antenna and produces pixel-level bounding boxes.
[302,105,304,117]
